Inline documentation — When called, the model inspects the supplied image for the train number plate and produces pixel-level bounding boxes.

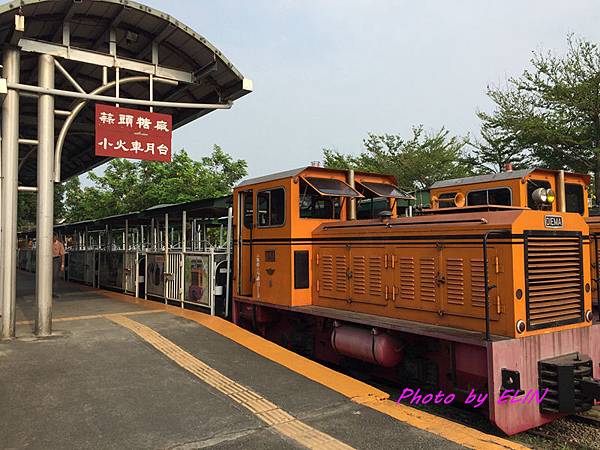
[544,215,563,228]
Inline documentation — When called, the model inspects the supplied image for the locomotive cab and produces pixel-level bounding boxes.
[429,168,599,322]
[233,167,411,308]
[430,168,590,216]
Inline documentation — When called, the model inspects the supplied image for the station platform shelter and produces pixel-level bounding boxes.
[0,0,251,339]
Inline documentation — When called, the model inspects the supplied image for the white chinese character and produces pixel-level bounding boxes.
[136,116,151,130]
[130,141,143,154]
[118,114,134,127]
[145,143,155,154]
[99,112,115,124]
[114,139,129,151]
[157,144,169,156]
[154,120,169,132]
[97,138,113,150]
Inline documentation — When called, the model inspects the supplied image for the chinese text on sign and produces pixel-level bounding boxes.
[95,104,172,162]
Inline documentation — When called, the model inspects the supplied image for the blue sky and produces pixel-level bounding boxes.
[103,0,600,180]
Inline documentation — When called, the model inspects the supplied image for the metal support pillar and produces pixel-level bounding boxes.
[164,213,169,304]
[35,53,55,337]
[1,47,20,339]
[124,219,129,291]
[182,211,187,252]
[225,207,233,318]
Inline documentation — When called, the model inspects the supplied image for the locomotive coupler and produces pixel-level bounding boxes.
[581,377,600,401]
[538,352,598,414]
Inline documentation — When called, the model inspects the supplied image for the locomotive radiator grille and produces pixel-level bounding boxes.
[525,232,584,330]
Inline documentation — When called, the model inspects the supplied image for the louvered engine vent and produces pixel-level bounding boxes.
[525,232,584,330]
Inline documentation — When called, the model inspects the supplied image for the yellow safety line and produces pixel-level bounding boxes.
[96,288,528,450]
[15,309,161,326]
[108,314,354,450]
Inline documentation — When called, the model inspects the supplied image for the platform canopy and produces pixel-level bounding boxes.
[0,0,252,184]
[0,0,251,339]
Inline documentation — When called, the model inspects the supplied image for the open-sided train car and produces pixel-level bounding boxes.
[232,166,600,435]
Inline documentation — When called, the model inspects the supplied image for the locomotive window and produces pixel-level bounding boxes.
[437,192,457,208]
[467,188,511,206]
[489,188,511,205]
[467,190,487,206]
[300,179,341,219]
[357,197,392,219]
[565,183,584,214]
[257,188,285,227]
[356,181,413,199]
[303,177,362,197]
[527,180,551,208]
[243,190,253,229]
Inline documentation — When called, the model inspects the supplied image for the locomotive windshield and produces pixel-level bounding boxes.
[299,177,363,219]
[303,177,362,197]
[565,183,585,214]
[299,178,342,219]
[354,181,413,219]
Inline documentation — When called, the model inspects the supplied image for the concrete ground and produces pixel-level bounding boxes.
[0,271,473,449]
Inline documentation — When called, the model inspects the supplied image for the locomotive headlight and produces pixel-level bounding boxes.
[532,187,555,205]
[532,187,547,204]
[516,320,526,334]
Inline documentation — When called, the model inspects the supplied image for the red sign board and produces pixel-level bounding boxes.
[95,104,172,162]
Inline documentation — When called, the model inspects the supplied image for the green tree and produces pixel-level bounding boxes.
[479,35,600,200]
[63,145,247,222]
[469,124,528,173]
[323,126,474,190]
[18,182,67,231]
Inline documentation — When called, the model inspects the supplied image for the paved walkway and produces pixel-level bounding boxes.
[0,271,526,449]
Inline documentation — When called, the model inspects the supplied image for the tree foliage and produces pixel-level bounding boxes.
[469,124,528,173]
[18,183,66,231]
[479,35,600,198]
[323,126,474,190]
[63,145,246,222]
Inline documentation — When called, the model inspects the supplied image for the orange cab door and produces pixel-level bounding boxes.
[392,246,441,313]
[238,190,254,297]
[440,245,500,321]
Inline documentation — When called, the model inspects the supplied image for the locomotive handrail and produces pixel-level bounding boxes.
[482,230,511,341]
[593,234,600,310]
[323,217,489,230]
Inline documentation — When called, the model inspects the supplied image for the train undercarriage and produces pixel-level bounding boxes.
[233,298,600,435]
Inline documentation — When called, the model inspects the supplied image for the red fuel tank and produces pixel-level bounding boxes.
[331,322,403,368]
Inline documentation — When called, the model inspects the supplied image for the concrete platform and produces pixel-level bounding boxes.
[0,271,523,450]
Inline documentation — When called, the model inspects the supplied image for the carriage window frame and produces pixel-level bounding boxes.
[466,187,512,207]
[256,187,286,228]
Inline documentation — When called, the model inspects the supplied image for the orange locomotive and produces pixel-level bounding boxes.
[232,166,600,435]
